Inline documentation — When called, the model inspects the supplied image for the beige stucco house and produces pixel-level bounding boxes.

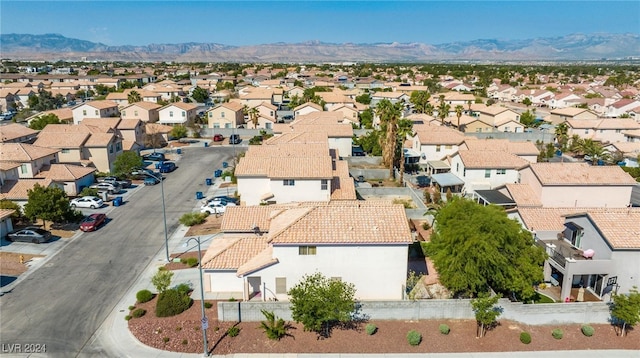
[72,100,119,125]
[206,102,245,129]
[120,101,161,122]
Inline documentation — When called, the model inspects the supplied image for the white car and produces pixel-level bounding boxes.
[89,182,120,194]
[70,196,104,209]
[200,201,235,215]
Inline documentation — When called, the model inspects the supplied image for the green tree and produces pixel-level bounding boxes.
[112,151,143,178]
[151,268,174,293]
[437,95,451,124]
[375,99,403,179]
[576,139,610,164]
[0,199,23,220]
[454,105,464,128]
[359,108,373,129]
[611,286,640,337]
[355,93,371,105]
[288,272,356,338]
[554,122,569,151]
[471,292,502,338]
[424,198,546,300]
[191,86,209,103]
[409,91,430,113]
[170,124,188,139]
[127,90,142,104]
[397,118,414,185]
[519,110,536,127]
[29,113,61,130]
[23,184,77,229]
[248,107,260,129]
[522,97,532,107]
[354,130,382,156]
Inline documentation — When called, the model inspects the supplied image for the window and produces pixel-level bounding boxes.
[221,112,225,118]
[109,144,113,154]
[266,122,272,129]
[94,110,98,116]
[82,109,87,116]
[283,179,295,186]
[275,277,287,294]
[116,142,122,151]
[298,246,317,255]
[182,111,186,117]
[445,145,452,150]
[270,111,274,116]
[134,110,138,116]
[121,111,126,116]
[485,169,491,178]
[616,129,622,133]
[321,179,328,190]
[169,111,174,117]
[496,169,506,175]
[585,129,589,134]
[463,168,466,177]
[476,128,482,133]
[435,145,441,152]
[20,164,28,174]
[61,149,70,153]
[456,163,459,172]
[224,123,231,128]
[213,123,220,128]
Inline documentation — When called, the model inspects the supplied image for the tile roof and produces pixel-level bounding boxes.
[457,150,530,169]
[122,101,162,111]
[81,100,119,110]
[162,102,198,111]
[0,209,15,221]
[0,124,38,142]
[268,157,333,179]
[145,123,173,134]
[81,118,121,130]
[414,125,465,145]
[576,211,640,249]
[33,164,96,181]
[263,131,329,145]
[200,236,272,270]
[0,143,60,162]
[33,132,90,148]
[528,163,637,185]
[504,183,542,207]
[550,107,592,116]
[117,118,142,130]
[463,138,540,156]
[0,162,21,170]
[293,102,323,112]
[0,179,53,200]
[330,160,357,200]
[84,132,117,147]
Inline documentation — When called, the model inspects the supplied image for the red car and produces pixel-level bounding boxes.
[80,213,107,232]
[213,134,224,142]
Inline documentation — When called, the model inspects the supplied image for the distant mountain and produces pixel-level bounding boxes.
[1,33,638,62]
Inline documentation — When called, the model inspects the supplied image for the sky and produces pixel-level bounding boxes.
[1,1,639,46]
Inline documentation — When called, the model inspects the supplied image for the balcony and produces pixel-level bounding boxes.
[535,236,588,269]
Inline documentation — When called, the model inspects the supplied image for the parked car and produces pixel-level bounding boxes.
[213,134,224,142]
[80,213,107,232]
[142,152,166,161]
[6,227,52,244]
[282,114,294,121]
[98,176,132,188]
[70,196,104,209]
[203,195,239,205]
[200,202,233,215]
[352,146,366,156]
[229,134,241,144]
[144,176,160,186]
[89,182,121,194]
[158,161,176,173]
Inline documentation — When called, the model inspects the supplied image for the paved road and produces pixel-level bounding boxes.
[0,146,236,358]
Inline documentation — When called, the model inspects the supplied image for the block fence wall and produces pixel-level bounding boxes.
[218,299,611,325]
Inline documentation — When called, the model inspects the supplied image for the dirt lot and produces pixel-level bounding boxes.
[185,215,222,237]
[0,252,44,276]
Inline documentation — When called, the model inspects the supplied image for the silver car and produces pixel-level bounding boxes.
[7,227,52,244]
[89,182,121,194]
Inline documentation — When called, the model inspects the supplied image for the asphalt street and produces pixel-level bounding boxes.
[0,146,236,358]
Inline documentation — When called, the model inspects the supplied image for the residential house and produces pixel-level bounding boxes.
[315,91,356,111]
[494,117,526,133]
[206,102,245,129]
[514,207,640,301]
[292,102,323,117]
[120,101,161,122]
[411,125,465,174]
[518,162,636,208]
[453,115,494,133]
[142,80,184,100]
[272,113,354,157]
[0,89,17,112]
[26,108,74,125]
[470,104,521,127]
[157,102,198,126]
[329,104,360,126]
[238,87,275,107]
[251,102,278,123]
[450,150,529,192]
[461,138,540,163]
[0,178,57,208]
[144,123,173,147]
[202,201,412,301]
[370,91,409,107]
[0,143,60,179]
[33,163,96,196]
[566,118,640,143]
[548,107,599,125]
[0,124,38,144]
[605,99,640,118]
[405,113,440,127]
[549,92,584,109]
[488,84,517,102]
[14,88,36,109]
[0,209,15,240]
[603,142,640,167]
[72,100,119,125]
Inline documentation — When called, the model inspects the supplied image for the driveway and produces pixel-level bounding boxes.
[0,146,237,357]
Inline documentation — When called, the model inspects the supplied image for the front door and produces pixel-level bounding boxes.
[247,276,261,300]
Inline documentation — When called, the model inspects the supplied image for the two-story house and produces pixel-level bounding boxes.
[450,150,529,193]
[206,102,245,129]
[71,100,120,124]
[0,143,59,179]
[157,102,198,126]
[461,138,540,163]
[0,123,38,144]
[120,101,161,122]
[566,118,640,143]
[272,113,354,158]
[410,125,465,174]
[548,107,599,125]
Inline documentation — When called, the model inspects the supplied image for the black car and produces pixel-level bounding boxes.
[143,152,166,161]
[229,134,241,144]
[352,146,366,156]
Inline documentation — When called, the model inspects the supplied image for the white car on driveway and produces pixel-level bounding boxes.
[89,182,121,194]
[200,201,236,215]
[70,196,104,209]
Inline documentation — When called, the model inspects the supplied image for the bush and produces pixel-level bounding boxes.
[128,305,135,310]
[163,337,169,343]
[406,330,422,346]
[185,257,199,267]
[155,288,193,317]
[175,283,192,296]
[124,315,132,321]
[132,308,146,318]
[365,323,377,335]
[520,332,531,344]
[182,339,188,345]
[179,212,208,226]
[439,324,450,335]
[227,326,240,337]
[204,301,213,309]
[581,325,594,337]
[136,289,153,303]
[259,309,291,340]
[552,328,563,339]
[79,187,99,197]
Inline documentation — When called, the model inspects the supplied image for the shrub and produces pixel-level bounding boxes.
[175,283,192,296]
[124,315,132,321]
[176,326,182,331]
[227,326,240,337]
[185,257,199,267]
[365,323,377,335]
[128,305,135,310]
[259,309,291,340]
[179,212,208,226]
[163,337,169,343]
[581,325,595,337]
[520,332,532,344]
[151,268,173,293]
[136,289,153,303]
[182,339,188,345]
[155,288,193,317]
[132,308,146,318]
[421,222,431,230]
[406,330,422,346]
[229,297,237,302]
[552,328,563,339]
[204,302,213,309]
[439,324,450,335]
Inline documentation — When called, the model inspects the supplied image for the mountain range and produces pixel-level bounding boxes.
[1,33,639,62]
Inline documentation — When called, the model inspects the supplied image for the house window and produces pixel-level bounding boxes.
[435,145,441,152]
[116,142,122,151]
[94,110,98,116]
[585,129,589,134]
[82,109,87,116]
[213,123,220,128]
[456,163,459,172]
[169,111,174,117]
[275,277,287,294]
[134,110,138,116]
[182,111,186,117]
[463,168,466,177]
[20,164,28,174]
[109,144,113,154]
[61,149,70,153]
[563,222,584,248]
[221,112,225,118]
[224,123,231,129]
[122,111,126,116]
[445,145,452,149]
[476,128,482,133]
[270,111,274,116]
[298,246,317,255]
[283,179,295,186]
[484,169,491,178]
[616,129,622,133]
[497,169,506,175]
[321,179,328,190]
[266,122,272,129]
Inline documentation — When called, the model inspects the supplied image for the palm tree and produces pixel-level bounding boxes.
[397,118,414,185]
[554,122,569,151]
[454,105,464,129]
[425,103,434,116]
[578,139,610,165]
[437,95,450,125]
[375,99,403,179]
[127,90,142,104]
[248,107,260,129]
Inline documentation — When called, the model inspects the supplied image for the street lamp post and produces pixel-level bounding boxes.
[186,236,208,357]
[138,168,170,262]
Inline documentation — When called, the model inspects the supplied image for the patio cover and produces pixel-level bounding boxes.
[474,190,516,206]
[427,160,450,170]
[430,173,464,187]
